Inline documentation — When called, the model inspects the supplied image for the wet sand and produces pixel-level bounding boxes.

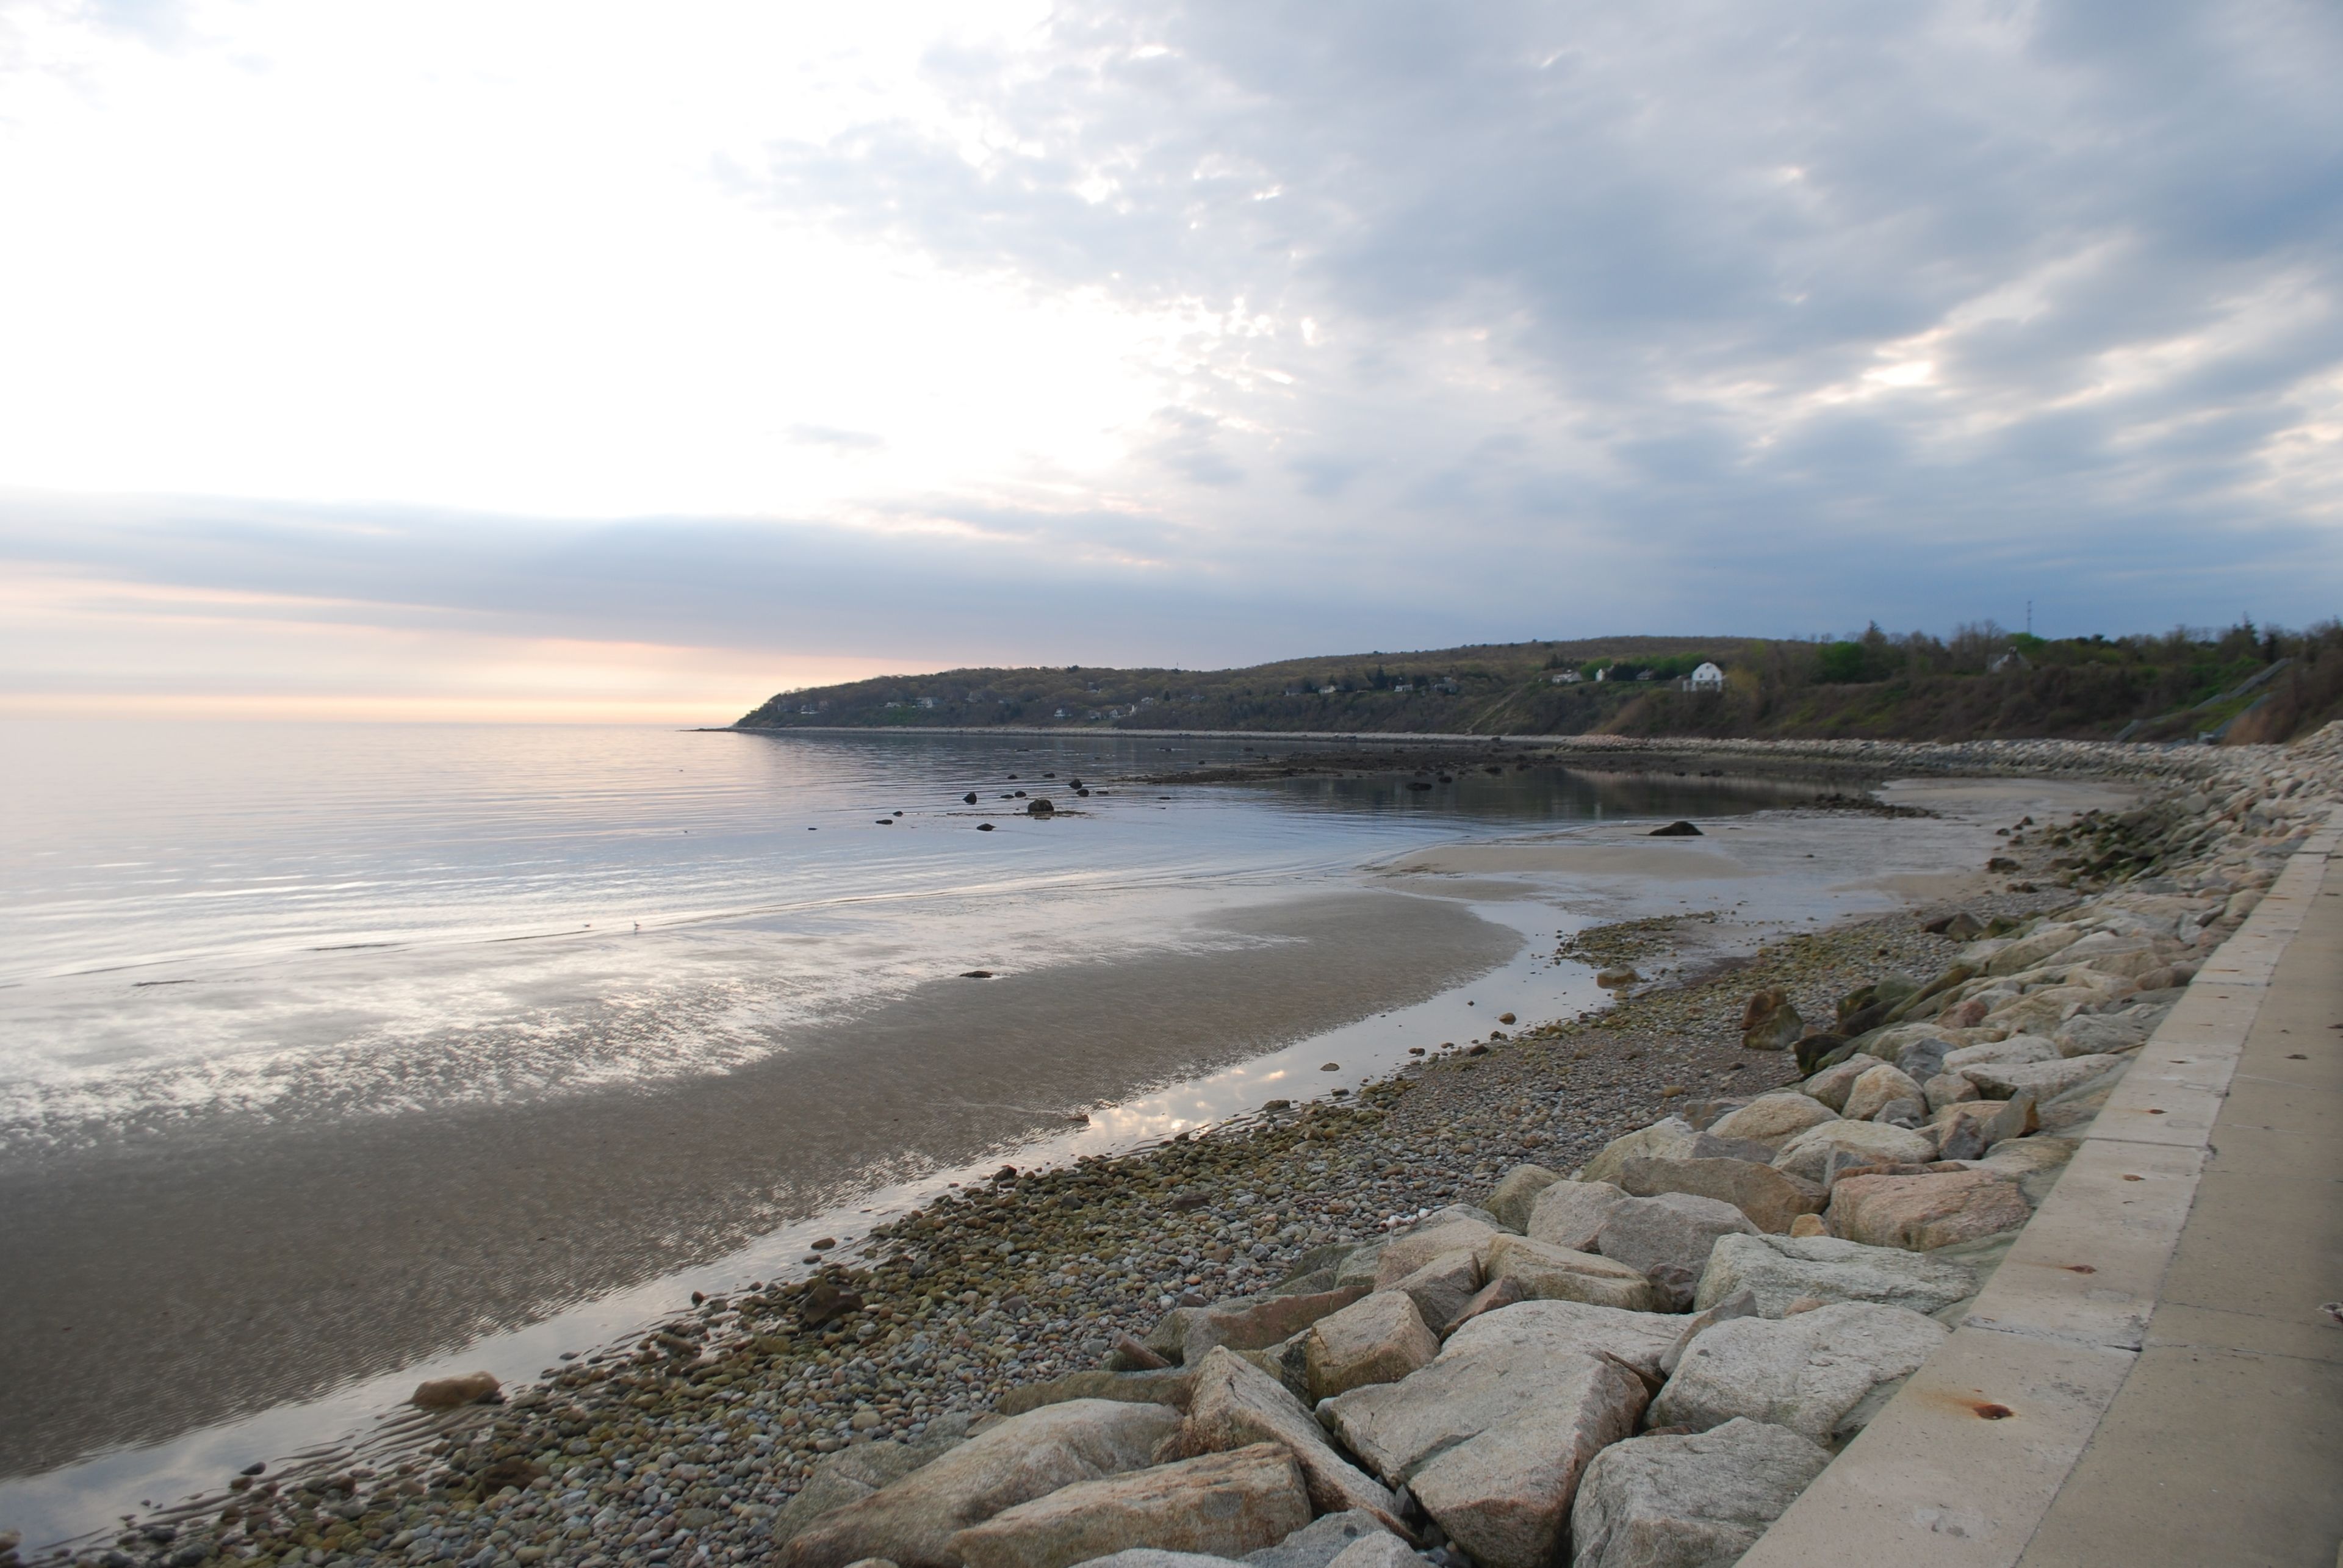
[0,890,1516,1478]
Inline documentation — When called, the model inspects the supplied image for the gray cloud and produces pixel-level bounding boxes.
[739,0,2342,635]
[5,0,2338,692]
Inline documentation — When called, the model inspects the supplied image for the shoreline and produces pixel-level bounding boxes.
[4,732,2318,1565]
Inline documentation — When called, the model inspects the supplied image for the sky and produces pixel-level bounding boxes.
[2,0,2339,722]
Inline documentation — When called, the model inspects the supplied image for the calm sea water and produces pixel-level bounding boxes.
[0,721,1776,1149]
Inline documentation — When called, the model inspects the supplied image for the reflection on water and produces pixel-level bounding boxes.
[0,723,1796,1143]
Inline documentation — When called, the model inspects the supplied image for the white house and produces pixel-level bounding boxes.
[1688,661,1725,692]
[1989,650,2031,674]
[1550,670,1582,685]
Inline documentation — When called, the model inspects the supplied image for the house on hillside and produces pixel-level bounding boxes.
[1550,670,1581,684]
[1989,650,2031,674]
[1687,661,1725,692]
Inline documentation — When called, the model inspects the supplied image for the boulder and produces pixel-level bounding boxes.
[1841,1063,1927,1123]
[1983,989,2097,1037]
[1740,990,1804,1052]
[1483,1234,1658,1312]
[1971,1135,2079,1204]
[2053,1011,2158,1058]
[1591,1193,1760,1312]
[1320,1537,1426,1568]
[1959,1053,2129,1102]
[1931,1097,2037,1162]
[1567,1417,1832,1568]
[1985,925,2082,976]
[1386,1250,1483,1333]
[1238,1510,1408,1568]
[1076,1555,1243,1568]
[1942,1035,2059,1073]
[1922,908,1984,938]
[998,1369,1197,1417]
[1826,1170,2032,1251]
[1332,1245,1386,1292]
[1702,1095,1838,1150]
[1393,1356,1648,1568]
[1647,1303,1948,1444]
[1797,1055,1884,1112]
[1483,1165,1562,1232]
[1181,1350,1400,1526]
[1373,1220,1502,1286]
[1693,1233,1978,1318]
[1614,1155,1824,1235]
[1682,1131,1781,1164]
[1305,1292,1439,1400]
[1657,1289,1759,1378]
[1324,1301,1680,1487]
[1580,1119,1697,1187]
[1922,1073,1980,1113]
[1440,1275,1533,1335]
[1441,1298,1687,1382]
[1147,1289,1369,1367]
[1771,1120,1934,1182]
[774,1431,969,1545]
[1526,1181,1634,1252]
[947,1445,1309,1568]
[409,1371,500,1409]
[781,1398,1183,1568]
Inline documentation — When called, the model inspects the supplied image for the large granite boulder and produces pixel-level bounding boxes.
[1146,1289,1369,1367]
[1614,1155,1824,1235]
[1398,1356,1648,1568]
[1693,1233,1978,1318]
[948,1444,1309,1568]
[1959,1053,2128,1101]
[1984,924,2083,976]
[1591,1193,1758,1312]
[1796,1055,1885,1112]
[1525,1181,1634,1252]
[1931,1096,2037,1162]
[1483,1234,1658,1312]
[1740,988,1804,1052]
[1826,1170,2032,1251]
[1386,1250,1483,1333]
[1373,1219,1502,1286]
[1483,1165,1563,1232]
[781,1398,1182,1568]
[1702,1095,1838,1150]
[998,1368,1198,1417]
[1771,1120,1934,1182]
[1580,1118,1697,1186]
[1323,1300,1680,1509]
[1567,1417,1832,1568]
[1180,1349,1400,1527]
[1237,1510,1411,1568]
[771,1428,967,1547]
[1841,1062,1927,1123]
[1649,1303,1947,1444]
[1942,1035,2059,1073]
[1970,1134,2078,1204]
[1305,1291,1439,1400]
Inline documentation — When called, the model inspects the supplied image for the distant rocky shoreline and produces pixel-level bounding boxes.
[17,727,2334,1568]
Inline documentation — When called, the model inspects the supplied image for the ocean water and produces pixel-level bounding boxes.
[0,721,1777,1151]
[0,720,1858,1542]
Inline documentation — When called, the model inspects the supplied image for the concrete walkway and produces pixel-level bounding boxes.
[1740,818,2342,1568]
[2016,844,2343,1567]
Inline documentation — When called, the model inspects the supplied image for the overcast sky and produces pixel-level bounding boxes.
[3,0,2338,719]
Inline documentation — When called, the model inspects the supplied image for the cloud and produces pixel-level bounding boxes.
[0,0,2338,717]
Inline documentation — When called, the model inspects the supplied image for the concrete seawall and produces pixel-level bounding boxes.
[1739,805,2340,1567]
